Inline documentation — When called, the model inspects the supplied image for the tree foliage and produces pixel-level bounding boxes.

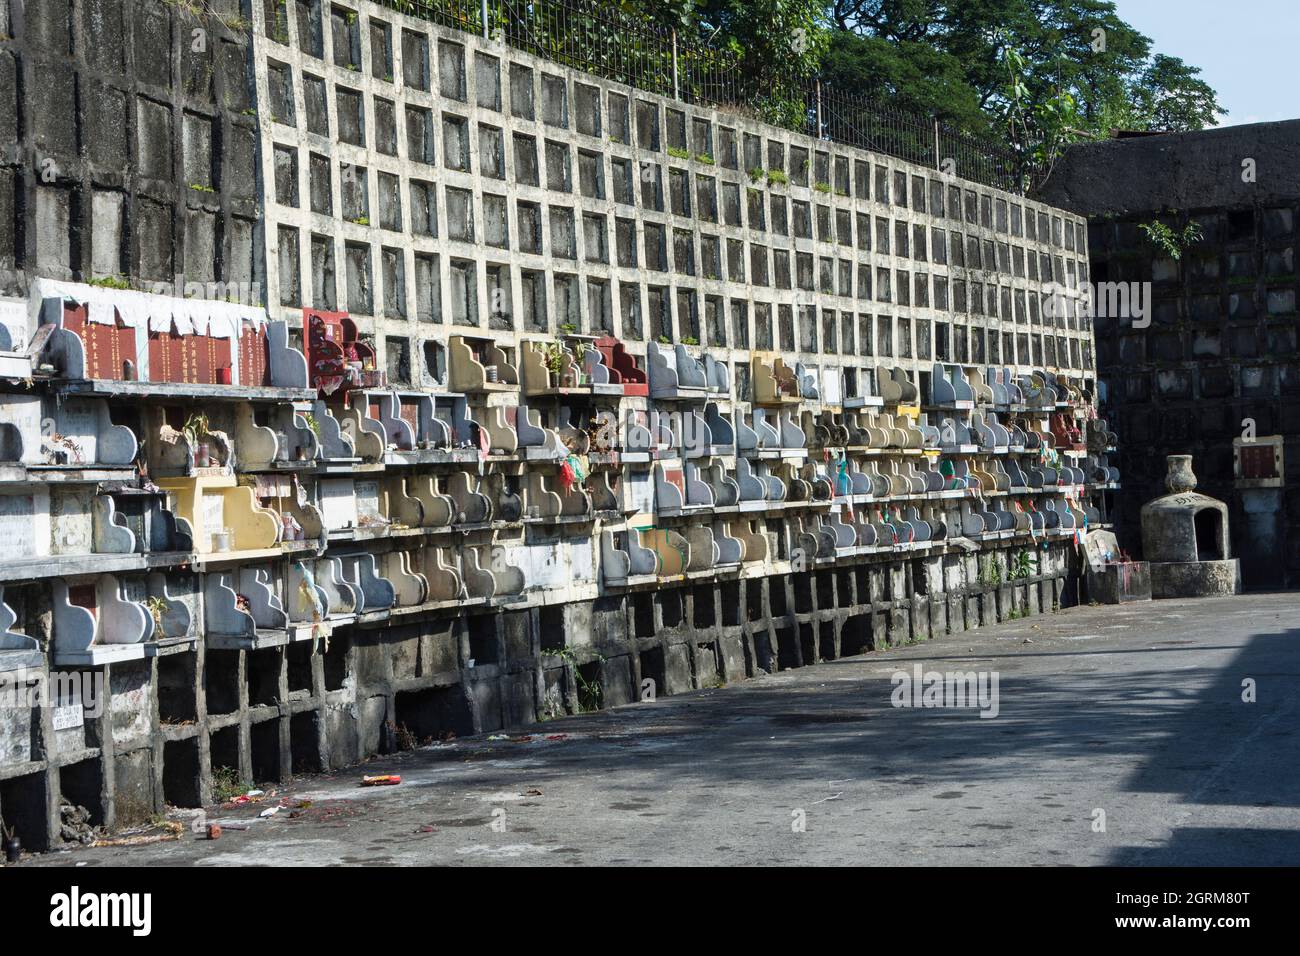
[823,1,1223,142]
[489,0,1224,189]
[638,0,829,124]
[644,0,1223,171]
[642,0,829,80]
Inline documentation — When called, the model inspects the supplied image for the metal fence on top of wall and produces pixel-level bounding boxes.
[374,0,1033,194]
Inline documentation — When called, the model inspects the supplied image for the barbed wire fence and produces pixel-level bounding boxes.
[376,0,1035,193]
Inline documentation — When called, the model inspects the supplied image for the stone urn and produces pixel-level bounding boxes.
[1164,454,1197,494]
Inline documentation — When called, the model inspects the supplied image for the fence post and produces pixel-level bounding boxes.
[481,0,490,39]
[933,118,941,170]
[815,80,823,140]
[671,29,679,100]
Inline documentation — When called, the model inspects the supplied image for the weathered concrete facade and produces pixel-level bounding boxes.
[0,0,261,299]
[1,0,1109,853]
[1038,120,1300,588]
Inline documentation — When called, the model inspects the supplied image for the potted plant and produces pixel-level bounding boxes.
[144,595,169,638]
[571,341,589,385]
[542,342,565,387]
[182,412,212,469]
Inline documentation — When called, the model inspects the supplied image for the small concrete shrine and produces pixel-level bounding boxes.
[1140,455,1241,598]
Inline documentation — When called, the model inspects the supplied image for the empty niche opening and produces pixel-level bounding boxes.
[323,635,349,691]
[59,758,105,828]
[162,738,201,808]
[287,642,314,695]
[818,620,836,661]
[576,660,603,712]
[775,627,797,670]
[0,772,50,852]
[247,648,282,708]
[250,719,281,783]
[841,613,872,656]
[911,558,929,597]
[816,571,835,609]
[749,579,768,619]
[837,570,854,607]
[209,724,241,790]
[720,581,741,627]
[1194,508,1224,561]
[658,589,683,629]
[204,650,241,716]
[798,623,816,666]
[290,712,323,774]
[0,422,22,460]
[394,685,474,743]
[1227,209,1254,241]
[157,652,197,724]
[539,604,565,653]
[769,579,790,618]
[423,341,446,383]
[467,615,499,665]
[793,574,813,614]
[854,566,870,604]
[633,592,655,638]
[692,586,715,629]
[385,335,411,383]
[639,646,666,697]
[751,630,774,673]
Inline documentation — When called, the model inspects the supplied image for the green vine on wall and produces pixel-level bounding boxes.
[1138,219,1204,260]
[542,647,606,713]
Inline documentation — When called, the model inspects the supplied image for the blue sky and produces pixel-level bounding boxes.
[1115,0,1299,126]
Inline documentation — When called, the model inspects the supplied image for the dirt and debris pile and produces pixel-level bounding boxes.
[59,802,98,846]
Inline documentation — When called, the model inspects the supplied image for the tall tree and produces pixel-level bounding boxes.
[590,0,1224,185]
[1133,54,1222,131]
[821,0,1225,165]
[511,0,1224,142]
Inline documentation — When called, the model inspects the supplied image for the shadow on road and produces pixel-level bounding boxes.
[1104,626,1300,864]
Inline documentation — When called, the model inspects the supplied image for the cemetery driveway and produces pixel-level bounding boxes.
[28,593,1300,866]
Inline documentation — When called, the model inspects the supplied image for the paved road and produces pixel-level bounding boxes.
[31,593,1300,866]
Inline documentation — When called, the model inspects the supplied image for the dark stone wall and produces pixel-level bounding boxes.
[0,0,261,296]
[1037,120,1300,217]
[1036,122,1300,586]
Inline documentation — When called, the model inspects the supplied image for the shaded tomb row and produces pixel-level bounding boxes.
[0,543,1075,851]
